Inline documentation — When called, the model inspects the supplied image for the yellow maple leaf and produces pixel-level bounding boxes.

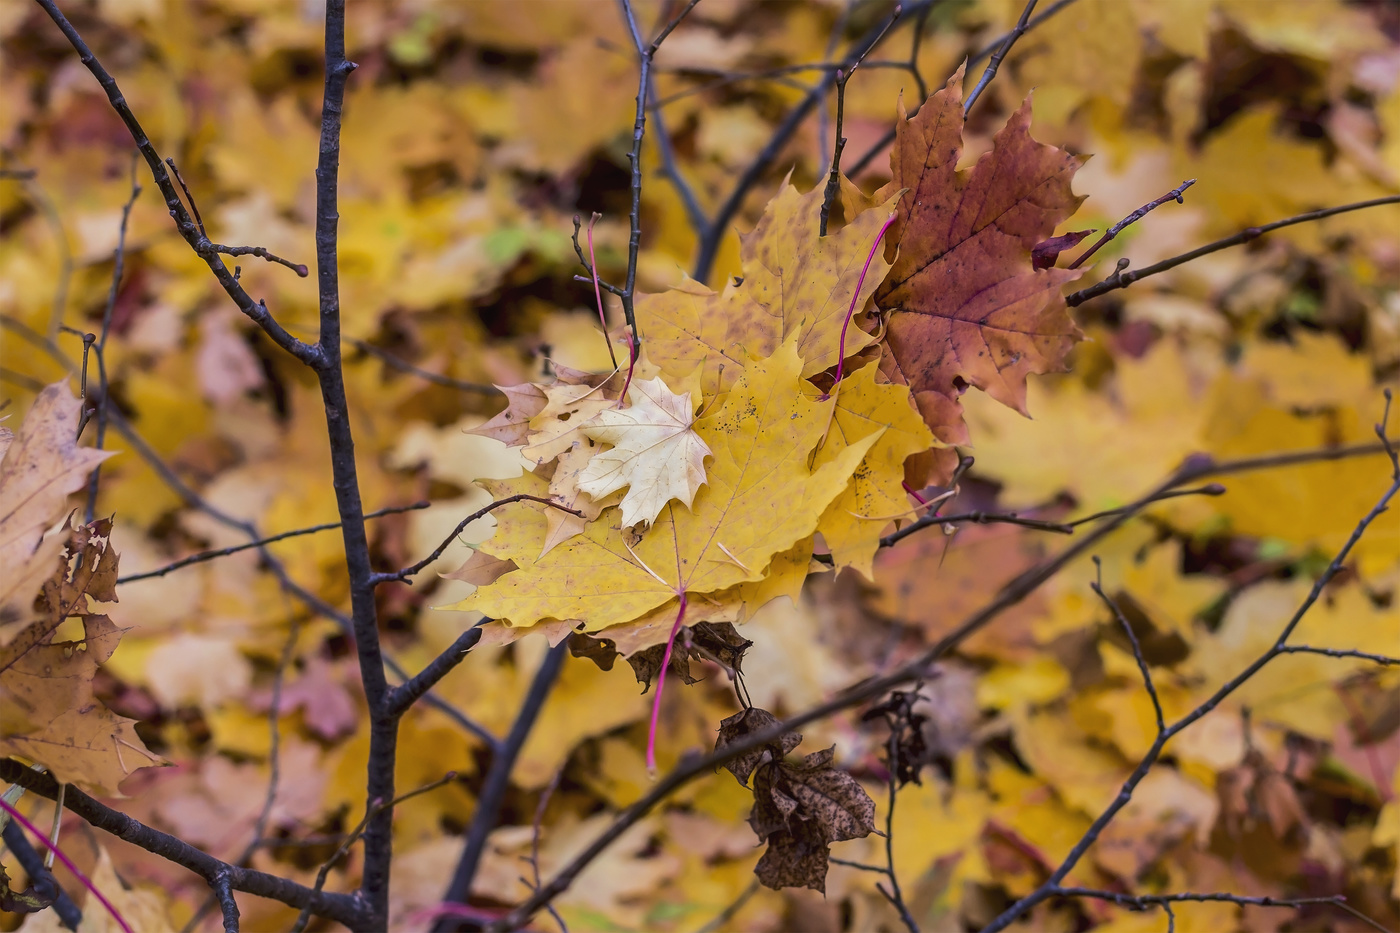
[450,341,877,631]
[577,376,712,528]
[811,361,937,580]
[635,183,897,397]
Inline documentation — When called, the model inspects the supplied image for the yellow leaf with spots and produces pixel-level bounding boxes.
[449,342,876,631]
[811,361,937,579]
[635,183,896,397]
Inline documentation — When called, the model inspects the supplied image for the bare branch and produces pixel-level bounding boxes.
[487,434,1399,930]
[845,0,1080,178]
[290,772,460,933]
[345,336,502,394]
[693,1,935,284]
[1278,645,1400,666]
[118,502,428,584]
[1067,195,1400,307]
[33,0,321,367]
[1068,178,1195,269]
[373,495,582,585]
[819,7,900,237]
[1,820,82,929]
[84,157,141,523]
[0,760,361,926]
[384,626,485,718]
[1092,558,1164,733]
[435,642,570,929]
[981,398,1400,933]
[964,0,1038,117]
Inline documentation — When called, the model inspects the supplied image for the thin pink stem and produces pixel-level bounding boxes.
[829,212,898,394]
[587,214,620,372]
[646,591,688,774]
[0,797,133,933]
[901,480,928,505]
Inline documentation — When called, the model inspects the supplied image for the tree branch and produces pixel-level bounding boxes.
[1066,195,1400,307]
[84,158,141,523]
[487,433,1398,930]
[33,0,321,367]
[963,0,1038,117]
[435,642,570,931]
[845,0,1079,178]
[980,396,1399,933]
[692,1,934,284]
[345,336,502,395]
[1,821,82,930]
[372,495,582,585]
[0,761,362,927]
[118,502,428,584]
[384,627,485,718]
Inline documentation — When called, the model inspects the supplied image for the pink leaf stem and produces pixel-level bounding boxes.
[646,591,688,775]
[0,796,133,933]
[827,211,898,397]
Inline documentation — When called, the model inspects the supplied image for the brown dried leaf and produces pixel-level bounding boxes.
[0,383,113,640]
[715,707,802,787]
[0,614,164,794]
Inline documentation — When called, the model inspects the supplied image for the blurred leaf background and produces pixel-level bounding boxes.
[0,0,1397,930]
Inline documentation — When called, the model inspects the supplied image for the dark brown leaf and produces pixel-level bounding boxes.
[715,707,802,787]
[753,824,831,893]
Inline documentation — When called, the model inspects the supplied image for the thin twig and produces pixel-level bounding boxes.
[964,0,1038,117]
[1066,195,1400,307]
[344,336,501,394]
[290,772,460,933]
[1067,179,1195,270]
[1279,645,1400,666]
[692,880,761,933]
[373,495,582,584]
[845,0,1079,178]
[183,617,303,933]
[84,156,141,523]
[118,502,428,584]
[34,0,321,366]
[384,626,485,718]
[433,642,570,931]
[1092,559,1164,732]
[209,242,309,277]
[819,5,901,237]
[1,820,82,929]
[693,1,935,283]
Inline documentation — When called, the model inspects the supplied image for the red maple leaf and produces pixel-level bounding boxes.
[875,65,1086,447]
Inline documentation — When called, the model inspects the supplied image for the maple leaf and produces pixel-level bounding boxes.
[449,341,878,631]
[0,614,164,795]
[875,65,1086,440]
[811,361,937,579]
[0,382,113,640]
[636,183,897,397]
[576,376,712,528]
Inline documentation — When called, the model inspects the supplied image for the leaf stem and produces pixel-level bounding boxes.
[647,591,689,775]
[823,212,898,401]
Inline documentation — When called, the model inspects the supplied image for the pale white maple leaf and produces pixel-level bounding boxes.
[577,377,711,527]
